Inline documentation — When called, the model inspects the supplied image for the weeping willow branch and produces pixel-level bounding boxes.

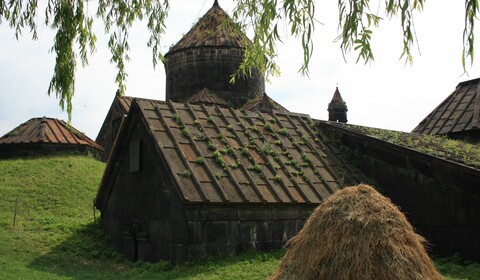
[0,0,478,120]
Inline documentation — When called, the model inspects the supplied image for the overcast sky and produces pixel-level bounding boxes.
[1,1,480,139]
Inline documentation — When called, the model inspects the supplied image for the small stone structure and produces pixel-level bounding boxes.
[327,87,348,123]
[0,117,103,158]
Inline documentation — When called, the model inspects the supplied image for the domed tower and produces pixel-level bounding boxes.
[164,1,265,107]
[328,87,348,123]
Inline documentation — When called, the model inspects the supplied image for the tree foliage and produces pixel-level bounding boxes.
[0,0,169,120]
[0,0,478,120]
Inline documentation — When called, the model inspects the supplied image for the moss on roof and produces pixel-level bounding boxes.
[98,100,370,207]
[338,124,480,169]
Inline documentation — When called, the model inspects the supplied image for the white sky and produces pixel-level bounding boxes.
[1,1,480,139]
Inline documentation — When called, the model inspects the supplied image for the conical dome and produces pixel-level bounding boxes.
[166,1,247,54]
[164,1,265,107]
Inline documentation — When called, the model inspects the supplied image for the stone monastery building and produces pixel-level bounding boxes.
[95,1,480,264]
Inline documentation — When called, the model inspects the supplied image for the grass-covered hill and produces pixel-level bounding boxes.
[0,154,281,279]
[0,154,478,279]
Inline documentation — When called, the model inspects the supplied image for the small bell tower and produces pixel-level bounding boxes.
[328,87,348,123]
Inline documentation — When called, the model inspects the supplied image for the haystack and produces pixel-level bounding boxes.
[271,184,442,280]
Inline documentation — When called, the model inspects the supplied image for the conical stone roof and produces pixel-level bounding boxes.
[329,87,347,106]
[0,117,103,157]
[166,1,248,56]
[0,117,101,149]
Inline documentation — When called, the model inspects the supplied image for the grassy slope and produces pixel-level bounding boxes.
[0,154,281,279]
[0,154,478,279]
[0,154,110,278]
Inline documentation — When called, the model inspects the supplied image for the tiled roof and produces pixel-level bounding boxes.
[185,88,230,107]
[239,93,289,113]
[166,2,248,55]
[0,117,102,150]
[412,78,480,135]
[127,99,363,204]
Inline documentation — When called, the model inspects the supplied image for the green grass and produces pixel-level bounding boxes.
[0,154,281,279]
[0,153,108,278]
[436,254,480,280]
[0,153,479,279]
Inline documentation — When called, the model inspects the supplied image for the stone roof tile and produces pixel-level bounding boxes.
[129,99,363,205]
[413,78,480,135]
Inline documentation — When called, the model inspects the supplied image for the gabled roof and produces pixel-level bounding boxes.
[165,1,248,56]
[0,117,102,150]
[97,99,365,208]
[239,92,289,113]
[117,95,134,114]
[185,88,230,107]
[412,78,480,135]
[96,95,134,140]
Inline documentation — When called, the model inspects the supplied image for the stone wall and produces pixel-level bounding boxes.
[179,205,315,262]
[0,143,102,158]
[164,47,265,107]
[318,122,480,261]
[100,114,182,262]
